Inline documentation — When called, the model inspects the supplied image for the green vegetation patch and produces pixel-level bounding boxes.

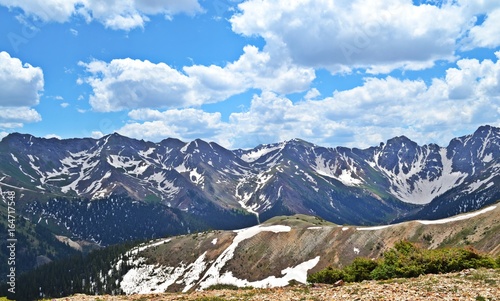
[308,241,499,284]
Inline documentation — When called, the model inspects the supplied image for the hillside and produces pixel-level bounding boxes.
[115,203,500,294]
[9,202,499,300]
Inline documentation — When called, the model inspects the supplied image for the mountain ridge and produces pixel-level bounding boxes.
[1,125,499,222]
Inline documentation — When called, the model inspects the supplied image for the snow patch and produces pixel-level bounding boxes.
[121,259,185,294]
[357,225,391,231]
[307,226,322,230]
[357,205,497,230]
[130,238,172,255]
[240,145,281,162]
[371,147,466,205]
[199,225,291,289]
[466,174,496,193]
[138,147,156,157]
[417,205,496,225]
[189,168,204,186]
[180,252,209,292]
[10,154,18,163]
[314,155,362,186]
[207,256,320,289]
[483,153,493,163]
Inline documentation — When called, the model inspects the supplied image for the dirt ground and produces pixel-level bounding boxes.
[57,268,499,301]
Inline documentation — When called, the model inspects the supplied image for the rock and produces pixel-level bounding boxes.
[334,280,344,287]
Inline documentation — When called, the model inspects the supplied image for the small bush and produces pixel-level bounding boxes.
[343,257,378,282]
[370,241,425,280]
[193,297,229,301]
[307,267,344,284]
[206,283,240,290]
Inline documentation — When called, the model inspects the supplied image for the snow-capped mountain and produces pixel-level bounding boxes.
[1,125,499,229]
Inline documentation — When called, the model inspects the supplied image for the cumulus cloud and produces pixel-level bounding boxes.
[229,0,500,73]
[185,45,315,96]
[79,58,198,112]
[0,52,43,129]
[464,8,500,49]
[119,108,229,145]
[80,46,315,112]
[228,54,500,147]
[116,54,500,148]
[0,107,42,130]
[0,0,202,30]
[0,51,44,107]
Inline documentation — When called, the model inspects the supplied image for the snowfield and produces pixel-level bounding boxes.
[120,224,321,294]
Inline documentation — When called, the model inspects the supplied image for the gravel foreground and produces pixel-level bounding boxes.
[58,269,499,301]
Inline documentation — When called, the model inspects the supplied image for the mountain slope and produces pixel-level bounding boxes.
[115,203,500,294]
[10,202,500,299]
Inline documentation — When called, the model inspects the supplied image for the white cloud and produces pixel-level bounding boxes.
[91,131,104,139]
[185,45,315,96]
[229,52,500,148]
[0,51,44,107]
[116,54,500,149]
[61,102,70,108]
[0,123,22,129]
[229,0,500,73]
[44,134,61,139]
[0,131,8,140]
[0,107,42,124]
[119,108,228,145]
[79,58,199,112]
[0,0,79,23]
[80,46,315,112]
[465,8,500,49]
[0,0,203,30]
[304,88,320,100]
[0,52,43,129]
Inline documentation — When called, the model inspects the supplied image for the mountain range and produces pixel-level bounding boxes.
[0,125,499,279]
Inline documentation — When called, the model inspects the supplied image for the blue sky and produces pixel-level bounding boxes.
[0,0,499,149]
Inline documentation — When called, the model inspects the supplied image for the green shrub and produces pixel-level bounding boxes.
[307,267,344,284]
[193,297,229,301]
[206,283,240,290]
[421,247,495,274]
[370,241,425,279]
[343,257,378,282]
[309,241,498,284]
